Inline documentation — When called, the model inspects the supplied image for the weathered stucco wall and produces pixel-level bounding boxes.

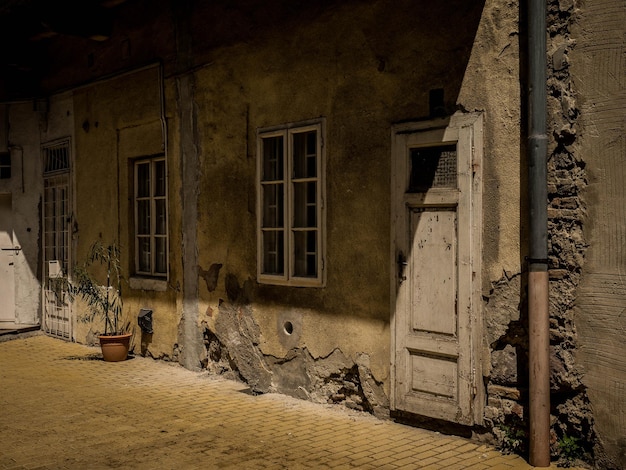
[2,103,42,327]
[72,66,181,356]
[12,0,621,465]
[457,0,523,284]
[188,0,487,411]
[571,0,626,467]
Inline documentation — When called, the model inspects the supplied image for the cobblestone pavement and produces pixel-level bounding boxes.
[0,334,566,469]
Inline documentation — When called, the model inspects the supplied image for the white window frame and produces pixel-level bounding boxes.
[134,156,168,279]
[256,119,326,287]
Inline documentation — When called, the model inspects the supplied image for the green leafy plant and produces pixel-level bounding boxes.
[558,434,583,467]
[495,422,527,454]
[71,240,126,336]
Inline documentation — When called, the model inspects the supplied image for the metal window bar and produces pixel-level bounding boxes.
[42,171,71,339]
[43,141,70,175]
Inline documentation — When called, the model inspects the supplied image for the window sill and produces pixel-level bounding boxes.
[129,277,168,292]
[257,275,325,288]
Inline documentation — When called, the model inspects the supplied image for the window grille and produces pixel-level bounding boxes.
[409,144,457,192]
[43,141,70,175]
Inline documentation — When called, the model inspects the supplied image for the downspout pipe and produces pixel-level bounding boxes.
[527,0,550,466]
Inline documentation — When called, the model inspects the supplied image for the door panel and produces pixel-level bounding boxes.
[411,354,457,399]
[391,113,483,425]
[409,208,457,336]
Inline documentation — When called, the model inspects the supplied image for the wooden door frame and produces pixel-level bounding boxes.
[390,112,484,425]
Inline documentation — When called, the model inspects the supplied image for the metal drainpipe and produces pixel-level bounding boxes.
[527,0,550,466]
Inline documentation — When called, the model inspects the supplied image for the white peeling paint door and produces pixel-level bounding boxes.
[0,193,16,325]
[391,113,483,425]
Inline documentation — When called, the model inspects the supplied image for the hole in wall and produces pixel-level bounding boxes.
[283,321,293,335]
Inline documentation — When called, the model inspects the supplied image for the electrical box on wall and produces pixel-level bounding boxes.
[48,260,63,278]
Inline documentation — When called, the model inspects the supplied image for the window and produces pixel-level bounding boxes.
[0,152,10,179]
[43,141,70,174]
[257,120,325,286]
[134,157,167,277]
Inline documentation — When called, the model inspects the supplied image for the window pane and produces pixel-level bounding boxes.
[155,199,166,234]
[0,152,10,179]
[137,200,150,235]
[155,237,167,274]
[138,237,150,272]
[292,131,317,179]
[263,231,284,275]
[262,136,283,181]
[409,145,457,191]
[293,181,316,228]
[137,162,150,197]
[154,160,166,197]
[262,183,284,228]
[294,231,317,277]
[134,157,169,278]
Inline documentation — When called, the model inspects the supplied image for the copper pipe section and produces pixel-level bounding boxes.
[529,269,551,467]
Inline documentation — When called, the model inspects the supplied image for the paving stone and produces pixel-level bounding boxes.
[0,335,580,469]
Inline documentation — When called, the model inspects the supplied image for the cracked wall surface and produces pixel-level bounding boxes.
[203,298,390,418]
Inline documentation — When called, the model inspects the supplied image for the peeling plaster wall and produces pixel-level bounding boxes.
[191,0,488,412]
[471,0,606,466]
[457,0,523,283]
[19,0,617,463]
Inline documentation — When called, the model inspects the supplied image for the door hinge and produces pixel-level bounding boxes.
[471,367,477,397]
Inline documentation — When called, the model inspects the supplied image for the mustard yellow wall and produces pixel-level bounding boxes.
[68,0,523,395]
[72,66,182,356]
[190,0,521,389]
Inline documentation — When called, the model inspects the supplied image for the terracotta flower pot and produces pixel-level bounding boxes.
[99,333,132,362]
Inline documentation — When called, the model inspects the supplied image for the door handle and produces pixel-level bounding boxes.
[397,251,407,283]
[1,246,21,255]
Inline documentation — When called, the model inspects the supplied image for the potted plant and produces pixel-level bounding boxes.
[71,240,132,362]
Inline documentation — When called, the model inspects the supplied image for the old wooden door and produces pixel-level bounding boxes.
[0,193,15,325]
[391,113,483,425]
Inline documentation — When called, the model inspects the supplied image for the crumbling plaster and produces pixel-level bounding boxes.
[190,0,489,410]
[456,0,523,284]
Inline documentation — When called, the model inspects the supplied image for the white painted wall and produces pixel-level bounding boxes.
[2,102,41,326]
[1,94,75,327]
